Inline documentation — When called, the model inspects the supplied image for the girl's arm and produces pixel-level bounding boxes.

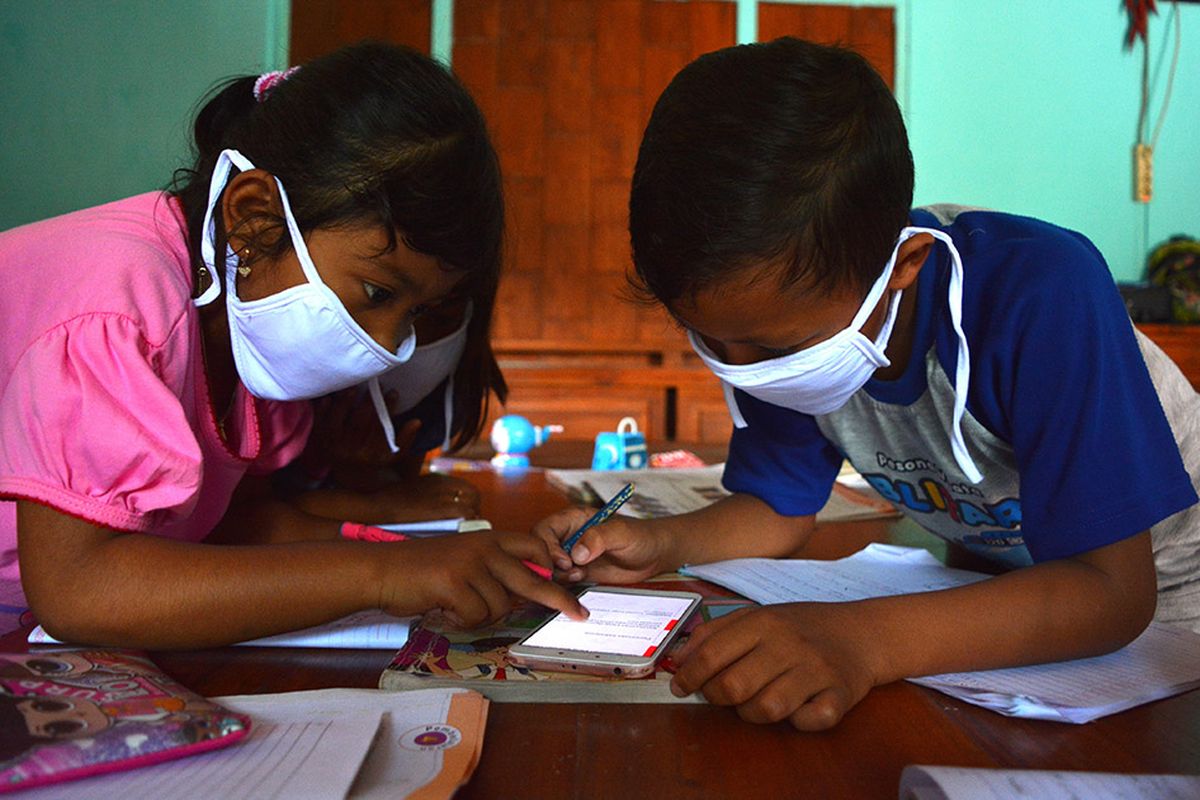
[206,471,481,545]
[17,500,583,650]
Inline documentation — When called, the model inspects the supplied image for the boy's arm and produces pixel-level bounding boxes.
[534,492,816,582]
[669,529,1156,730]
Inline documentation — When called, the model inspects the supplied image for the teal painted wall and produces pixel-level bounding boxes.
[3,1,1197,283]
[906,1,1200,279]
[0,0,288,230]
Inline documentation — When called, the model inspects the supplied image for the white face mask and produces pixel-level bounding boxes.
[368,302,471,453]
[194,149,416,402]
[691,225,983,484]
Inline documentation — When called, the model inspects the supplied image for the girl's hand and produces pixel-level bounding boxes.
[375,530,587,628]
[365,474,481,521]
[307,389,422,474]
[531,507,668,584]
[667,603,883,731]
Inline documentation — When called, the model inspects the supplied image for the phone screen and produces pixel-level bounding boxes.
[521,590,695,657]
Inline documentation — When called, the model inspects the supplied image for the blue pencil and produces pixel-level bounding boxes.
[562,482,635,554]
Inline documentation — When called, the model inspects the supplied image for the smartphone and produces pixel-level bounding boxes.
[507,586,702,678]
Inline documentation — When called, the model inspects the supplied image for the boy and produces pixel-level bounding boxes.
[535,38,1200,730]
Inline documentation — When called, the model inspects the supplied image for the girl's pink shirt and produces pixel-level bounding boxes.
[0,193,313,631]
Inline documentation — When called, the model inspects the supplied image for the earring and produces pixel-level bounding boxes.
[237,247,252,278]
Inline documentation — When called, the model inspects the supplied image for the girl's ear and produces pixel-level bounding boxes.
[888,232,934,291]
[220,169,285,252]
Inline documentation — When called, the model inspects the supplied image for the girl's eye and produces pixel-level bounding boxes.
[362,282,394,305]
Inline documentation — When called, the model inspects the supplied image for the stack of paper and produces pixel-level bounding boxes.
[9,688,488,800]
[682,544,1200,723]
[30,609,417,650]
[547,463,896,522]
[899,765,1200,800]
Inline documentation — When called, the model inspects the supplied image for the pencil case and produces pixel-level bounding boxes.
[0,648,249,793]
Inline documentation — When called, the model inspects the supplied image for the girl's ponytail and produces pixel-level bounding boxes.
[172,75,256,298]
[191,76,257,162]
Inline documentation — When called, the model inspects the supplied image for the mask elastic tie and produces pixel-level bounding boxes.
[440,374,456,452]
[722,381,748,429]
[926,228,983,484]
[368,377,401,454]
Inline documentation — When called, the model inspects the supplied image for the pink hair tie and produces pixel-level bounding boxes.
[252,66,299,102]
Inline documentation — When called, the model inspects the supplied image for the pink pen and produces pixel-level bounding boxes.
[340,522,553,580]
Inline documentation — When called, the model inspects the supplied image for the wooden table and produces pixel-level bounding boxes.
[5,444,1199,798]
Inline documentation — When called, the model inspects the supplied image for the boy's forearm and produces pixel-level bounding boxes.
[855,532,1157,684]
[651,493,815,570]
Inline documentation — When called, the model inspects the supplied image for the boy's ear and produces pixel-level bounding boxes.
[220,169,285,252]
[888,233,934,291]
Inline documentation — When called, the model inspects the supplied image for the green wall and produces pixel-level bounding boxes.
[0,0,288,231]
[3,1,1197,282]
[906,0,1200,279]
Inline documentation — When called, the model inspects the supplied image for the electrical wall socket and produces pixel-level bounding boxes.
[1134,143,1153,203]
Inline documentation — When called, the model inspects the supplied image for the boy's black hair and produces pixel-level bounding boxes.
[171,41,505,450]
[629,37,914,307]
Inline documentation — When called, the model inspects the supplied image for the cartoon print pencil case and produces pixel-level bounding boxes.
[0,649,250,794]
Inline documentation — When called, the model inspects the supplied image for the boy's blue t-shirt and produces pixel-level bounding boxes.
[722,207,1198,566]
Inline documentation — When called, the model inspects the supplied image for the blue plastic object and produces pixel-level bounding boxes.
[490,415,562,469]
[591,417,647,471]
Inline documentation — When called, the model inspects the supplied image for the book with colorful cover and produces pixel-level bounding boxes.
[378,574,752,703]
[0,649,249,793]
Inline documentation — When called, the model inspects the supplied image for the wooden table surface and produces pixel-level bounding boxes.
[5,442,1199,798]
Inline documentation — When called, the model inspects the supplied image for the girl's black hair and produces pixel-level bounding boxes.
[172,41,506,450]
[629,37,914,306]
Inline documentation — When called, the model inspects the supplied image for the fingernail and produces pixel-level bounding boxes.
[573,545,590,562]
[669,681,686,698]
[567,570,583,583]
[555,557,571,570]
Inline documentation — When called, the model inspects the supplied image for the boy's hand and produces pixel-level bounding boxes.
[668,603,882,731]
[376,530,587,628]
[531,507,668,584]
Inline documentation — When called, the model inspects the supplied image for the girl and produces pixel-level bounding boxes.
[0,42,583,646]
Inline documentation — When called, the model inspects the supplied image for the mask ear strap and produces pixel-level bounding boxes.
[722,381,748,429]
[368,378,401,454]
[195,150,254,307]
[921,228,983,484]
[440,374,455,452]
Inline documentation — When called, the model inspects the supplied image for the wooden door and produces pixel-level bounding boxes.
[289,1,898,445]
